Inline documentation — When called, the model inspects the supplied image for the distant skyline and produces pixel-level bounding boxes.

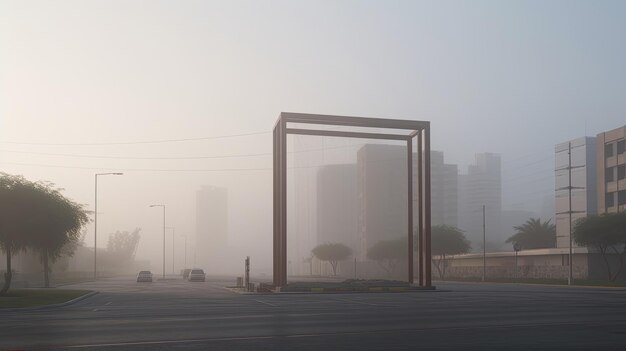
[1,0,625,271]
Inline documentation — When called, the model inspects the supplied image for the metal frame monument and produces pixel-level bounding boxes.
[273,112,432,288]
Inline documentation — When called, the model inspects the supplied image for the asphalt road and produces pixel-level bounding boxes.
[2,277,626,350]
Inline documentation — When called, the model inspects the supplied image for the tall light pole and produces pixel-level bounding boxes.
[94,172,123,280]
[166,226,175,274]
[482,204,486,282]
[180,234,187,269]
[149,204,166,279]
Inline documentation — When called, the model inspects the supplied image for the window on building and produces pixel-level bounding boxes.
[619,165,626,180]
[606,143,614,157]
[606,192,615,208]
[618,140,626,155]
[606,167,615,182]
[619,190,626,206]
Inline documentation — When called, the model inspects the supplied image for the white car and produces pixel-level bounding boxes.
[136,270,153,282]
[188,269,206,282]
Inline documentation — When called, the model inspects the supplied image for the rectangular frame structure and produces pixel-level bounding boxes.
[273,112,431,288]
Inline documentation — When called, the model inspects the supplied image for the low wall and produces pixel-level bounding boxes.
[442,265,588,280]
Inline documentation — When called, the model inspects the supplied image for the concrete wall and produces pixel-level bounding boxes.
[443,264,587,280]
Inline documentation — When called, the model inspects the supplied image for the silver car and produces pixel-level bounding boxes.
[188,269,205,282]
[136,270,153,282]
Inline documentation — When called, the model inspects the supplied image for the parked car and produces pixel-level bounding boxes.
[188,269,206,282]
[182,268,192,280]
[136,270,153,282]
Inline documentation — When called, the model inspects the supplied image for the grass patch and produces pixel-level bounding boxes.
[0,289,92,308]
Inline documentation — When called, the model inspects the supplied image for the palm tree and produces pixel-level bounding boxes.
[506,218,556,250]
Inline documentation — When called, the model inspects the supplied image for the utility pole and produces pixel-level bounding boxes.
[568,143,573,285]
[556,142,585,286]
[482,205,486,282]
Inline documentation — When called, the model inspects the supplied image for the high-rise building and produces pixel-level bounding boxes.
[316,164,358,250]
[458,153,502,248]
[355,144,458,258]
[356,144,408,260]
[555,137,597,248]
[195,186,228,264]
[597,125,626,213]
[431,151,459,227]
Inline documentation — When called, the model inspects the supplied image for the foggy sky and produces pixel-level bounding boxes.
[1,0,625,272]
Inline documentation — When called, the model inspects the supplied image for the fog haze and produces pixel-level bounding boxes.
[1,0,625,275]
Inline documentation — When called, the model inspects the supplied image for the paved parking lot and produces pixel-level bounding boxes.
[2,277,626,350]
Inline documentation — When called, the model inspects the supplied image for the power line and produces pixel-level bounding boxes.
[0,139,365,160]
[0,161,272,172]
[0,149,272,160]
[0,131,271,146]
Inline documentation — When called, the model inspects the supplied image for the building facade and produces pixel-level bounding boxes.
[356,144,408,260]
[431,151,459,227]
[597,125,626,213]
[458,153,502,249]
[554,137,597,248]
[316,164,359,249]
[355,144,458,258]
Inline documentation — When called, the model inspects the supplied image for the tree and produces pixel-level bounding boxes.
[0,174,40,294]
[312,243,352,276]
[25,180,90,287]
[506,218,556,250]
[0,173,89,293]
[573,213,626,281]
[367,238,407,275]
[431,225,471,279]
[107,228,141,263]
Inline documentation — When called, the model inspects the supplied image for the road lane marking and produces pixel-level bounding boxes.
[253,299,278,307]
[332,297,378,306]
[51,321,600,349]
[104,302,112,306]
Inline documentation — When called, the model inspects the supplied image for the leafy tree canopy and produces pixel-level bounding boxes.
[573,213,626,248]
[107,228,141,262]
[312,243,352,276]
[431,225,471,256]
[367,238,407,261]
[0,173,89,292]
[573,212,626,282]
[366,238,407,275]
[312,243,352,262]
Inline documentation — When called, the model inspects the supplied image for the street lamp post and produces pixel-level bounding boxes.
[166,226,175,274]
[482,205,486,282]
[94,172,123,280]
[149,204,166,279]
[180,234,187,269]
[513,243,522,280]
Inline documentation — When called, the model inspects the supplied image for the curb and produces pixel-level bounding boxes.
[0,290,99,313]
[226,286,438,294]
[436,280,626,290]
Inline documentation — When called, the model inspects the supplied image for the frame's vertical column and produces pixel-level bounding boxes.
[424,125,432,287]
[272,122,279,286]
[280,116,288,287]
[407,137,414,284]
[417,130,423,287]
